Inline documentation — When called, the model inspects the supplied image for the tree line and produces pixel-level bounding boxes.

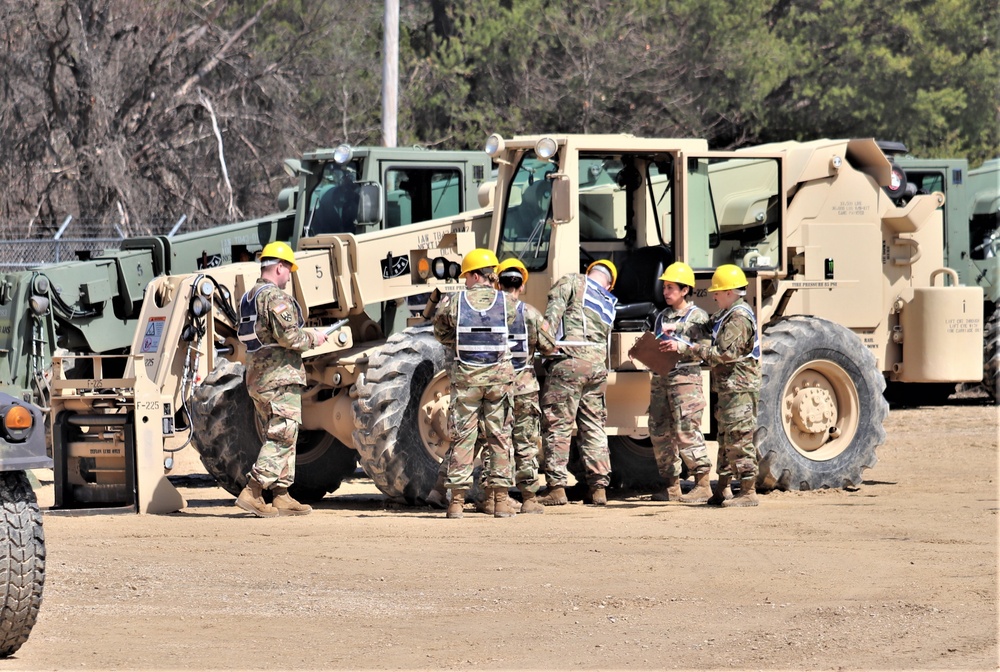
[0,0,995,237]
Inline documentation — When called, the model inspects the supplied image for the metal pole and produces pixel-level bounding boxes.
[168,214,188,238]
[53,215,73,240]
[382,0,399,148]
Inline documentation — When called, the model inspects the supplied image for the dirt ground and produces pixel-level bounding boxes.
[5,399,998,671]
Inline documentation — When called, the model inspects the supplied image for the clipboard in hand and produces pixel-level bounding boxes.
[628,332,681,377]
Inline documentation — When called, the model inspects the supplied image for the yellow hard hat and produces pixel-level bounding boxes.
[708,264,748,292]
[460,248,500,278]
[586,259,618,289]
[260,241,298,272]
[496,258,529,285]
[659,261,695,288]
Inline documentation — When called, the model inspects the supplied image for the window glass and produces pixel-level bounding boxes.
[686,156,781,270]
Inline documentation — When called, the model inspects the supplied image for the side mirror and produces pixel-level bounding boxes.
[551,175,573,224]
[356,183,384,225]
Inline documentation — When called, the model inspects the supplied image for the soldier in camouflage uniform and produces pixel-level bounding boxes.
[648,262,714,504]
[664,264,761,507]
[235,241,328,517]
[492,258,557,514]
[432,248,520,519]
[538,260,618,507]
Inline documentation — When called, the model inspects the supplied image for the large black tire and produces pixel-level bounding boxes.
[189,359,357,502]
[984,304,999,403]
[0,471,45,658]
[756,316,888,491]
[353,326,450,504]
[608,437,667,492]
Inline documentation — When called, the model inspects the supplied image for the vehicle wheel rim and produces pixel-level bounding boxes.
[781,358,859,460]
[418,371,451,462]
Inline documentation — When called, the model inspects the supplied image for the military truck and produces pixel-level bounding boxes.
[0,395,48,657]
[879,145,998,401]
[47,134,982,512]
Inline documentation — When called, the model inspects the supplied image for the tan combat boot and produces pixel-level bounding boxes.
[651,476,682,502]
[446,489,466,519]
[585,486,607,506]
[235,478,279,518]
[723,478,759,508]
[679,471,712,504]
[707,475,732,506]
[272,486,313,516]
[425,472,448,509]
[519,489,545,514]
[537,486,568,506]
[491,487,517,518]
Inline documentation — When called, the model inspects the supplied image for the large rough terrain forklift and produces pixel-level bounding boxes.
[47,135,983,512]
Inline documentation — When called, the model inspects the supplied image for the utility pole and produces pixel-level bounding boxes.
[382,0,399,147]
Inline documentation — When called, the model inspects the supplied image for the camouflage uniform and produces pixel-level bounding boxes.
[540,274,617,489]
[509,301,557,492]
[433,285,520,490]
[242,279,320,489]
[681,298,761,481]
[649,303,712,479]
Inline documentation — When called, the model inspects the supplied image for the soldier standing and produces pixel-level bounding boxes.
[235,241,328,517]
[432,249,520,519]
[664,264,761,507]
[494,258,557,513]
[538,260,618,507]
[647,262,714,504]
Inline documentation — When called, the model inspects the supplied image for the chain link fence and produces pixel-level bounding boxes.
[0,214,191,273]
[0,237,124,272]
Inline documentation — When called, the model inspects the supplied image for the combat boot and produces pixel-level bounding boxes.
[679,472,712,504]
[723,478,759,508]
[272,486,313,516]
[585,486,607,506]
[446,489,466,519]
[707,475,732,506]
[235,478,279,518]
[651,476,682,502]
[491,487,517,518]
[476,491,522,514]
[537,486,568,506]
[518,489,545,514]
[425,472,448,509]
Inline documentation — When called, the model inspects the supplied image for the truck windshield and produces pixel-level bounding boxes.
[305,160,362,235]
[497,154,556,271]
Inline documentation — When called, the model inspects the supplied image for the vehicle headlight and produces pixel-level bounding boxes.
[535,137,558,161]
[485,134,505,157]
[333,144,354,165]
[3,403,33,441]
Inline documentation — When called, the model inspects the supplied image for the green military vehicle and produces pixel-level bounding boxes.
[880,143,999,401]
[0,145,491,511]
[0,394,48,657]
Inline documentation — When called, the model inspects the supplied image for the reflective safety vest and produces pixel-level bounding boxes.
[238,283,304,353]
[456,290,509,365]
[556,277,618,346]
[583,277,618,328]
[509,302,529,371]
[712,302,761,360]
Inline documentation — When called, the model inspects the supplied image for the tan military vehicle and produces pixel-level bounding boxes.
[48,134,983,512]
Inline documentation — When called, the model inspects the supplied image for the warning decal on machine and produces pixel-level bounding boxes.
[140,316,166,353]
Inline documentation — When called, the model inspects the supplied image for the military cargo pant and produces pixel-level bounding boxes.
[715,390,759,480]
[540,358,611,489]
[445,382,514,489]
[512,391,542,493]
[248,384,301,489]
[649,372,711,478]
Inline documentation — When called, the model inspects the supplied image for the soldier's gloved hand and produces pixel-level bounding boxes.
[422,288,443,320]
